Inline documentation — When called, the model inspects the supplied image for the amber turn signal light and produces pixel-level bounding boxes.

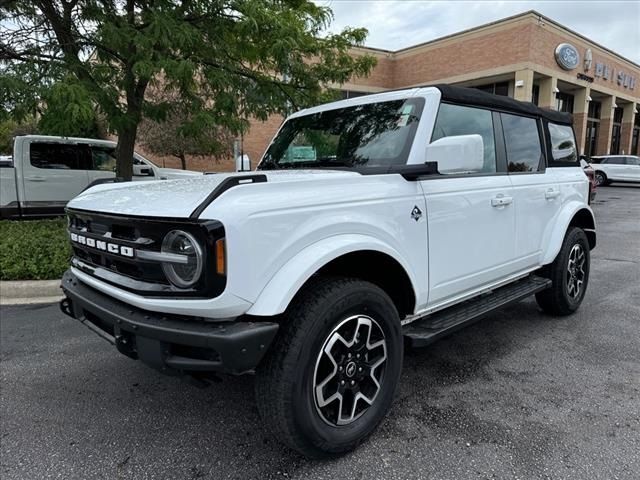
[215,238,226,275]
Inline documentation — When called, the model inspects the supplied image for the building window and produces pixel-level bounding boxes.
[473,81,509,97]
[588,101,601,119]
[555,92,575,113]
[584,100,601,159]
[532,84,540,106]
[610,107,624,155]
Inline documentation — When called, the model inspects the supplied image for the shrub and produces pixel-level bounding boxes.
[0,218,71,280]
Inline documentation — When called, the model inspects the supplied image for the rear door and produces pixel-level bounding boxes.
[21,141,91,213]
[506,114,562,268]
[421,103,517,305]
[602,157,626,180]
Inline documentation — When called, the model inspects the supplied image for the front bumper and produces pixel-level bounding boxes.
[60,270,278,375]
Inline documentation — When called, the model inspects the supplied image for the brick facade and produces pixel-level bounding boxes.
[136,10,640,171]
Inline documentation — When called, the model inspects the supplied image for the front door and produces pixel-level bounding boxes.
[421,103,517,305]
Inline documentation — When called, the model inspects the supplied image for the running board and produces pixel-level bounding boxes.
[403,275,551,348]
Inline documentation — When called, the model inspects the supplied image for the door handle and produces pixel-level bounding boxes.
[545,189,560,200]
[491,195,513,207]
[26,176,46,182]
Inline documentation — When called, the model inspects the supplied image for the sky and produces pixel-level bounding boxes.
[313,1,640,64]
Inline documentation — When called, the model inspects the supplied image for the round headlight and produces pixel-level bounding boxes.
[161,230,203,288]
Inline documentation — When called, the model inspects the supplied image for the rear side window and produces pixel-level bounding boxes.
[548,123,578,167]
[431,103,497,173]
[30,143,92,170]
[602,157,626,165]
[501,113,543,173]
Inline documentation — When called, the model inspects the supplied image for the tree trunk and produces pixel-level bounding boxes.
[179,153,187,170]
[115,123,137,181]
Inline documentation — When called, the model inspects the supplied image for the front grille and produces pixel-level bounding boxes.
[67,209,226,298]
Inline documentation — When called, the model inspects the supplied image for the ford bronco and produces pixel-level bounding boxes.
[60,85,596,457]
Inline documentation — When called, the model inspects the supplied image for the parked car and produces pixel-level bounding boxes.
[59,85,595,458]
[0,135,202,219]
[590,155,640,186]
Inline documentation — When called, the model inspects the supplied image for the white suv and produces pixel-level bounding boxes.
[590,155,640,185]
[60,85,595,458]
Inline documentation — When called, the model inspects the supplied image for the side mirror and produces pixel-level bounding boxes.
[133,164,153,176]
[235,154,251,172]
[425,134,484,174]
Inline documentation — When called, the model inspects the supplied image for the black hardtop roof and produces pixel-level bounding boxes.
[432,84,573,125]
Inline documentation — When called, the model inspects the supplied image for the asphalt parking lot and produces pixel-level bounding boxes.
[1,185,639,480]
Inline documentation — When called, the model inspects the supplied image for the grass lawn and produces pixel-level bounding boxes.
[0,218,71,280]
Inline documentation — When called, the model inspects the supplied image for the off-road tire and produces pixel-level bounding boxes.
[536,227,590,316]
[255,276,403,458]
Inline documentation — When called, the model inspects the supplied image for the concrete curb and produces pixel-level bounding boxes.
[0,280,63,305]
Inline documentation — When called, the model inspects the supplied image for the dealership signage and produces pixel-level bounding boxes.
[555,43,636,90]
[555,43,580,70]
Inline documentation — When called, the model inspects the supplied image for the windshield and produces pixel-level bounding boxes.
[259,98,425,170]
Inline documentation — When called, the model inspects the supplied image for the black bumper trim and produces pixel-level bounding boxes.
[60,270,278,375]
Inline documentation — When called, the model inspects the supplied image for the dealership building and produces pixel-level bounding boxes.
[235,10,640,168]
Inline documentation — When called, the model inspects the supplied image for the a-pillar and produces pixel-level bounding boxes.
[514,69,535,102]
[537,76,558,109]
[596,95,615,155]
[572,86,590,155]
[619,102,637,155]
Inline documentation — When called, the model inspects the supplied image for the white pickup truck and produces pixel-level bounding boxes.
[59,85,596,458]
[0,135,201,219]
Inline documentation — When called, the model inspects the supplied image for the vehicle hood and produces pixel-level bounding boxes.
[67,170,360,218]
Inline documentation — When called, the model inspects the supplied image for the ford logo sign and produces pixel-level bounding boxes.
[555,43,580,71]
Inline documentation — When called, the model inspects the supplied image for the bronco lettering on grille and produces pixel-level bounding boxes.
[70,232,135,258]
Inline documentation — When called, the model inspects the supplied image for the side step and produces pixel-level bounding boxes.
[403,275,551,348]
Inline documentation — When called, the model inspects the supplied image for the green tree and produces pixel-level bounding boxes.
[1,0,376,180]
[0,117,37,154]
[37,78,104,138]
[137,88,233,170]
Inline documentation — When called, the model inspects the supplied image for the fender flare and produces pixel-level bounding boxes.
[541,202,596,265]
[245,234,418,316]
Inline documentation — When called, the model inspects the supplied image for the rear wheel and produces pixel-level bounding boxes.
[594,170,608,186]
[536,227,590,316]
[255,277,403,458]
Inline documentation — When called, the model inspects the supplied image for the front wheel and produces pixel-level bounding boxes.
[536,227,590,316]
[255,277,403,458]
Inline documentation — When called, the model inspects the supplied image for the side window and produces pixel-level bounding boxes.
[30,143,92,170]
[501,113,543,173]
[91,147,117,171]
[548,123,578,166]
[627,157,640,166]
[431,103,497,173]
